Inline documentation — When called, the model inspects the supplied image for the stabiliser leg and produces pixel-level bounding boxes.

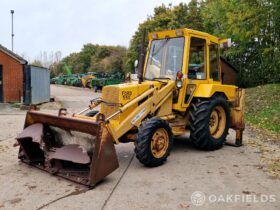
[225,129,243,147]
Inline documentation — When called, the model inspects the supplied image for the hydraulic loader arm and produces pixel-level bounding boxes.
[107,80,175,143]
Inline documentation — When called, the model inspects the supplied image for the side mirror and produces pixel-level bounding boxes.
[219,38,232,48]
[134,60,139,68]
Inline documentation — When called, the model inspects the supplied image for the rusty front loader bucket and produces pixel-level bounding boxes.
[16,110,119,187]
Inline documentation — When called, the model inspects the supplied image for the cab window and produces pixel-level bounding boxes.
[145,37,184,80]
[188,37,206,80]
[209,43,220,81]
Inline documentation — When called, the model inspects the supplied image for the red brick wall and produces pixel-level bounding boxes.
[0,51,23,102]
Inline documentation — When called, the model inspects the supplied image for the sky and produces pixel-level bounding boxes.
[0,0,187,61]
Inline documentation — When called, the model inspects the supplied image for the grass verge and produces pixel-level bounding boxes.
[245,83,280,134]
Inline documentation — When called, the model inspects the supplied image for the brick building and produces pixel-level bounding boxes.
[220,57,239,85]
[0,45,27,103]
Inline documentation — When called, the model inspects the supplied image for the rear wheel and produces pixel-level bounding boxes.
[189,95,230,150]
[135,118,173,167]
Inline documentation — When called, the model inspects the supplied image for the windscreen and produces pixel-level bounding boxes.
[145,37,184,80]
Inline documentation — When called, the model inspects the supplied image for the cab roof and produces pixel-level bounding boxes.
[148,28,222,44]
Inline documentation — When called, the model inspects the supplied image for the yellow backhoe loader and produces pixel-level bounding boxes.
[15,28,245,187]
[81,74,96,88]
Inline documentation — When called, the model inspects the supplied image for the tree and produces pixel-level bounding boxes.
[52,1,280,86]
[30,60,43,67]
[126,2,205,72]
[126,0,280,87]
[202,0,280,86]
[51,44,127,76]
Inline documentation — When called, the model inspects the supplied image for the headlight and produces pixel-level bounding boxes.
[176,80,183,89]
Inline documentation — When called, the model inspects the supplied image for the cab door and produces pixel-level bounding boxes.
[181,35,209,108]
[208,42,222,84]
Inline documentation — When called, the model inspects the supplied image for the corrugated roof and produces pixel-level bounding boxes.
[0,44,27,64]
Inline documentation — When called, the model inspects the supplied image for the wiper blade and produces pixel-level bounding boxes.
[144,77,170,84]
[152,77,171,80]
[143,77,153,81]
[144,77,170,81]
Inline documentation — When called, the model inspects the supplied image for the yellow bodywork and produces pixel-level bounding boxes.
[192,84,236,100]
[76,28,244,144]
[100,80,174,143]
[145,28,239,112]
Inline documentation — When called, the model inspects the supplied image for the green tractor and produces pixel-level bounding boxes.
[55,75,68,85]
[90,72,124,92]
[50,76,59,84]
[73,74,84,87]
[70,75,82,86]
[65,74,80,86]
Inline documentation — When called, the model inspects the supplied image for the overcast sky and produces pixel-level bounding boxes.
[0,0,187,61]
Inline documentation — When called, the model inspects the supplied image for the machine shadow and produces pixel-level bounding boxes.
[172,135,198,152]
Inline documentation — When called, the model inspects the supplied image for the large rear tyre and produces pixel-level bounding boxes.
[189,95,230,150]
[135,118,173,167]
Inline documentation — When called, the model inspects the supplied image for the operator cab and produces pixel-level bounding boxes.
[144,29,222,82]
[143,28,228,112]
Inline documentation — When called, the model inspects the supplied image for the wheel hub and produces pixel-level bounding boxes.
[151,128,169,158]
[209,105,226,139]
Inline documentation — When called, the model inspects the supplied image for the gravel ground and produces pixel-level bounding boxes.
[0,84,279,210]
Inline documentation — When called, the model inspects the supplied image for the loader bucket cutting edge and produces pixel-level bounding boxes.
[16,110,119,187]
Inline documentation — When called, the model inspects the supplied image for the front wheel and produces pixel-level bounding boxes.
[135,118,173,167]
[189,96,230,150]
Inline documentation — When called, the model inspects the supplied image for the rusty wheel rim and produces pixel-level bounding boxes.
[150,128,169,158]
[209,105,226,139]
